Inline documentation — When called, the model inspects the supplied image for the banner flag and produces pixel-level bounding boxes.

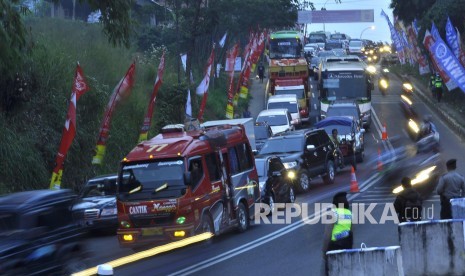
[225,43,239,119]
[50,64,89,189]
[196,47,215,120]
[424,29,457,90]
[406,24,429,75]
[219,32,227,48]
[92,62,136,165]
[185,89,192,117]
[138,52,165,142]
[431,22,440,41]
[381,9,404,64]
[432,36,465,93]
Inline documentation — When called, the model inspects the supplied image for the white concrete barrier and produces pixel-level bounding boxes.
[399,220,465,275]
[451,198,465,219]
[327,245,403,276]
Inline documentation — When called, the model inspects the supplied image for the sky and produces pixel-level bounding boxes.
[302,0,394,43]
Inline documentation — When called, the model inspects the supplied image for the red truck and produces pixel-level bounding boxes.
[116,124,260,248]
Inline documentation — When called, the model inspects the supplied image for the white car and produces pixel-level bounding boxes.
[267,94,301,126]
[256,109,295,135]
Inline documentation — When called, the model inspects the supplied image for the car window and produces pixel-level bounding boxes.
[205,153,221,181]
[257,114,288,126]
[260,137,304,154]
[188,157,204,190]
[268,102,298,113]
[255,126,271,139]
[318,131,331,145]
[236,143,253,172]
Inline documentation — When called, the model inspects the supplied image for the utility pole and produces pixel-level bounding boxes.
[175,0,181,85]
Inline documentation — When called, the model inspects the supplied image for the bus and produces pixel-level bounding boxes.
[269,30,303,59]
[317,57,375,128]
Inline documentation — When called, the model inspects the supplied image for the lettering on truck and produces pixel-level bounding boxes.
[129,205,148,214]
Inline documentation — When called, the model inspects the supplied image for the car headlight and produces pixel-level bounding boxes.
[283,161,298,169]
[403,83,413,90]
[392,166,437,194]
[287,170,296,179]
[101,207,117,216]
[408,119,420,134]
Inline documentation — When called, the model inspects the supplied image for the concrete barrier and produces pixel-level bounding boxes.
[326,245,404,276]
[399,219,465,275]
[451,198,465,219]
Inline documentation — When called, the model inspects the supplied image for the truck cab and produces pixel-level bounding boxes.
[273,79,310,124]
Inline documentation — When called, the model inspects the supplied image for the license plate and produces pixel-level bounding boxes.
[142,227,163,236]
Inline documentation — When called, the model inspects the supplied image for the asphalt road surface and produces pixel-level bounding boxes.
[81,68,465,276]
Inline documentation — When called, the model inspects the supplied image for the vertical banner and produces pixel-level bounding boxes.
[138,52,165,142]
[407,24,430,75]
[196,47,215,121]
[445,17,465,68]
[381,9,405,64]
[92,62,136,165]
[424,29,457,91]
[226,43,239,119]
[239,48,253,99]
[50,64,89,189]
[431,37,465,93]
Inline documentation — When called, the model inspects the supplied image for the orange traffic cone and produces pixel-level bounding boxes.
[381,123,388,141]
[350,166,360,193]
[377,147,383,171]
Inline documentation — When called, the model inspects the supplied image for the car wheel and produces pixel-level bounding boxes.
[323,160,335,185]
[236,202,249,233]
[297,170,310,193]
[288,186,296,203]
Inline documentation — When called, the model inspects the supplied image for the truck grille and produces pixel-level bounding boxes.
[84,209,100,220]
[131,215,174,227]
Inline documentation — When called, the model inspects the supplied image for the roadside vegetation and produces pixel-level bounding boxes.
[0,0,298,193]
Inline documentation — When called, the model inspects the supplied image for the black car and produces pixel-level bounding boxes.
[258,129,337,193]
[255,155,296,213]
[72,174,118,234]
[0,189,88,275]
[254,122,273,153]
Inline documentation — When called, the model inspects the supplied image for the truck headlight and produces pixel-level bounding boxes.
[284,161,298,169]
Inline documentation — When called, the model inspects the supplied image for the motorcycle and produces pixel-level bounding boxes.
[406,119,440,152]
[378,68,389,95]
[401,76,414,94]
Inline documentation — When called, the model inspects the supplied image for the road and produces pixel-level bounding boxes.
[80,67,465,276]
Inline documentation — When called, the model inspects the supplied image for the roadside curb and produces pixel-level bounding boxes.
[395,73,465,142]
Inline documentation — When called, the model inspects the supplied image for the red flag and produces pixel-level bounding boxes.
[50,64,89,189]
[92,62,136,165]
[196,47,215,121]
[138,52,165,142]
[226,44,239,119]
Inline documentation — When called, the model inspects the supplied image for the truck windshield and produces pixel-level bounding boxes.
[321,71,368,100]
[275,89,304,100]
[269,38,301,59]
[118,160,185,200]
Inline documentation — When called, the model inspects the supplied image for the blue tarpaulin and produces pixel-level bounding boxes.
[314,116,352,128]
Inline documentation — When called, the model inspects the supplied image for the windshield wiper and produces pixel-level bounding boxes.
[154,183,168,193]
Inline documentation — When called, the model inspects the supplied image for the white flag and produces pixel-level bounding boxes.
[181,54,187,72]
[196,50,214,96]
[185,89,192,116]
[219,32,227,48]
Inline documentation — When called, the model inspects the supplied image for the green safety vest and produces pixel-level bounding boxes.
[331,208,352,241]
[435,79,443,88]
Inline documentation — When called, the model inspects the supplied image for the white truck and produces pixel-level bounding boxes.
[201,118,256,152]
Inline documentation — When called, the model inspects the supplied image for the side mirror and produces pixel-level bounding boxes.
[306,144,316,151]
[272,171,281,177]
[183,172,192,186]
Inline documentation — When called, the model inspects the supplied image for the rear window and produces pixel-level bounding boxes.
[267,102,298,113]
[256,114,288,126]
[349,41,362,47]
[327,106,359,119]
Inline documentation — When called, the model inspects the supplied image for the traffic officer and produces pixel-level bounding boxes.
[437,159,465,219]
[322,192,353,274]
[430,73,436,97]
[433,73,443,103]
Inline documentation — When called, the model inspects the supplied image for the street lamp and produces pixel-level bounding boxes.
[360,25,375,39]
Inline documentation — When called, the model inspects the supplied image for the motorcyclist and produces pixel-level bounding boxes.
[418,115,439,152]
[378,68,390,94]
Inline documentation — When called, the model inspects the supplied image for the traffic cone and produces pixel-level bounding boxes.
[381,123,388,140]
[377,147,383,172]
[350,166,360,193]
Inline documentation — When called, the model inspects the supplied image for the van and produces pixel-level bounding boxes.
[267,94,301,126]
[256,108,295,135]
[274,78,309,123]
